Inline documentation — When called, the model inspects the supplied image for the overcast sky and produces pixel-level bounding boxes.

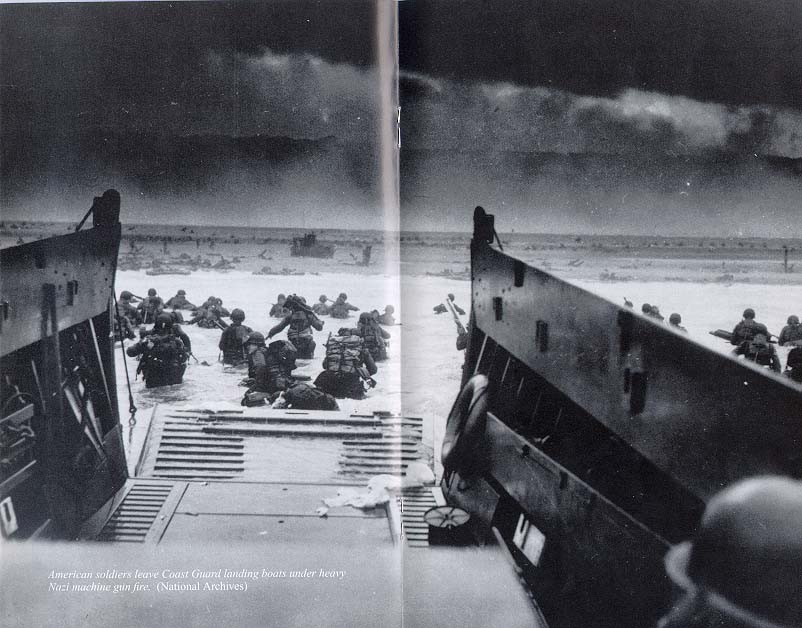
[1,1,390,228]
[2,1,800,236]
[398,0,802,236]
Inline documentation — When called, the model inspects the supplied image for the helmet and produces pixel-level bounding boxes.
[641,303,651,313]
[743,308,756,319]
[669,313,682,325]
[277,294,286,301]
[246,331,265,345]
[788,315,800,325]
[319,295,327,302]
[664,476,802,628]
[177,289,186,296]
[148,288,157,297]
[300,296,307,304]
[155,313,173,330]
[120,290,133,300]
[231,308,245,322]
[385,305,394,314]
[358,312,372,324]
[339,293,347,301]
[448,293,455,301]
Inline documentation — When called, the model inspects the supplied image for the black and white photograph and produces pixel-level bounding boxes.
[2,0,802,627]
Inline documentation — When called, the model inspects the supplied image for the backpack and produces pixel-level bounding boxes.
[745,338,773,366]
[325,335,363,374]
[284,384,339,410]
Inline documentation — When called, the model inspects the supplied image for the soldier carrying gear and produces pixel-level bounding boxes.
[435,294,465,316]
[733,332,782,373]
[187,299,229,329]
[126,313,188,388]
[357,312,390,361]
[269,294,291,318]
[778,315,802,347]
[165,289,197,310]
[731,308,771,346]
[330,293,360,319]
[312,294,331,316]
[267,295,324,359]
[660,476,802,628]
[218,308,252,365]
[243,335,298,404]
[314,331,377,399]
[137,288,165,325]
[115,291,139,339]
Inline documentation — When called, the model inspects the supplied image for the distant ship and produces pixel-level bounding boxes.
[290,232,335,258]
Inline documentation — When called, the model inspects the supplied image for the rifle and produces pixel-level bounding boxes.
[710,329,778,344]
[445,298,467,336]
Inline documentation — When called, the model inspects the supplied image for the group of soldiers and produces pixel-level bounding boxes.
[247,292,396,405]
[118,286,398,405]
[626,299,688,332]
[730,309,802,381]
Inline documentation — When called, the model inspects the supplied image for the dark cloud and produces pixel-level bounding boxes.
[401,73,802,158]
[400,0,802,110]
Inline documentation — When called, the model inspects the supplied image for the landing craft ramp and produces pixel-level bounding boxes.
[81,404,439,547]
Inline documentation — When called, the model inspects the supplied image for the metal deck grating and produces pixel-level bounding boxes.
[397,486,446,548]
[137,406,426,484]
[96,483,174,543]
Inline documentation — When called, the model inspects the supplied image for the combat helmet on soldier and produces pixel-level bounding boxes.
[126,313,187,388]
[313,294,331,316]
[731,308,770,346]
[669,313,687,333]
[246,331,266,346]
[778,315,802,347]
[660,476,802,628]
[218,309,252,365]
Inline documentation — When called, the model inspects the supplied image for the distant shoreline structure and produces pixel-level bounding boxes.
[2,220,801,246]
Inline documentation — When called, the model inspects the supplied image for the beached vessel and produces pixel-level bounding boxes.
[290,232,335,258]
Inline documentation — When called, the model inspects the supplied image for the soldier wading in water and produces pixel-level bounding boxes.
[314,328,377,399]
[126,313,188,388]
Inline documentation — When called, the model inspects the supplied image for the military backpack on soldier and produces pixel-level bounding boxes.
[325,335,364,374]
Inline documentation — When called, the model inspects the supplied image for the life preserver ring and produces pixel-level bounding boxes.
[441,374,489,472]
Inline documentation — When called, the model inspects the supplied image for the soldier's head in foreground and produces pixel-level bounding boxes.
[154,313,173,333]
[230,308,245,323]
[788,315,800,326]
[319,295,328,303]
[743,308,756,320]
[148,288,157,297]
[245,331,265,352]
[659,476,802,628]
